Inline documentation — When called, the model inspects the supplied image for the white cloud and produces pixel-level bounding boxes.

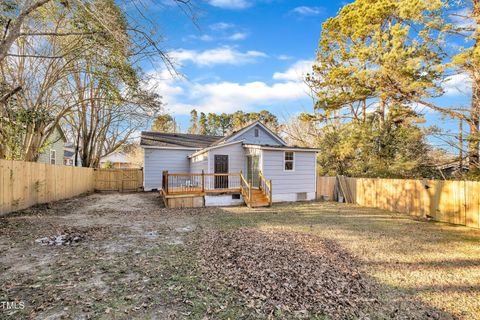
[291,6,325,16]
[443,73,471,96]
[146,57,315,116]
[145,69,184,97]
[162,81,307,115]
[170,46,267,66]
[186,34,214,42]
[209,22,235,31]
[451,8,474,29]
[147,74,309,115]
[206,0,251,9]
[228,32,248,41]
[277,54,293,61]
[273,60,314,82]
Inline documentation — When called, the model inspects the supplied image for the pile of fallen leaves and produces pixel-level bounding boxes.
[199,228,378,319]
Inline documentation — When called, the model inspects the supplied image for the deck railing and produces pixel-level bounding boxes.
[162,171,241,195]
[240,171,252,207]
[161,170,272,207]
[259,170,273,206]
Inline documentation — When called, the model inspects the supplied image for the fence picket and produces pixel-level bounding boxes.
[0,160,95,215]
[317,175,480,229]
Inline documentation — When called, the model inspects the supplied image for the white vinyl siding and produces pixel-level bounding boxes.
[207,143,245,174]
[143,148,194,191]
[231,124,283,146]
[37,128,65,165]
[190,152,208,173]
[262,150,316,202]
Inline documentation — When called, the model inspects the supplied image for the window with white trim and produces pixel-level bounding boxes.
[50,149,56,165]
[284,151,294,171]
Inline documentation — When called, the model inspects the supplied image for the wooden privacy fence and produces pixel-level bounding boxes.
[316,176,337,201]
[94,168,143,192]
[0,159,94,215]
[317,175,480,229]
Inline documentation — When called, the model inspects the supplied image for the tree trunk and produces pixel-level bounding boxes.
[470,73,480,170]
[469,0,480,170]
[0,0,51,62]
[74,128,80,166]
[362,99,367,123]
[378,97,386,124]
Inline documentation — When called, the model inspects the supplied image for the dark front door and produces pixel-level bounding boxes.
[214,155,229,189]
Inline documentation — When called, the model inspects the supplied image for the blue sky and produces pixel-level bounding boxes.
[142,0,471,151]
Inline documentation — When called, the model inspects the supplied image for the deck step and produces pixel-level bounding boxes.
[251,202,270,208]
[243,188,271,207]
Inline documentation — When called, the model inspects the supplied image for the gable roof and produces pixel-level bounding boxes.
[46,124,67,143]
[211,121,287,146]
[141,132,223,149]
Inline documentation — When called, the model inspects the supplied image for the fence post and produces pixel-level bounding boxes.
[201,170,205,192]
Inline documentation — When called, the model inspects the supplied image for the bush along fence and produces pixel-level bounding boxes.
[0,159,95,215]
[317,175,480,229]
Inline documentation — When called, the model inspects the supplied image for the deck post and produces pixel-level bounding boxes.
[201,170,205,192]
[239,170,243,196]
[249,185,252,207]
[269,179,272,206]
[165,170,169,195]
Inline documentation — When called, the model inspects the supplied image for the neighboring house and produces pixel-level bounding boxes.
[37,125,67,166]
[140,121,319,207]
[100,152,140,169]
[64,149,75,166]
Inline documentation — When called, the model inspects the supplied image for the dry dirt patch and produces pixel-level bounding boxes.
[0,192,200,319]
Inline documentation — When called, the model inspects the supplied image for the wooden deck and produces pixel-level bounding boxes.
[166,187,241,195]
[161,171,272,208]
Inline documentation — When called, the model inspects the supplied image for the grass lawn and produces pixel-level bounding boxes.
[1,193,479,319]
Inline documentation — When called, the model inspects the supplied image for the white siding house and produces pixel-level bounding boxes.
[37,126,67,166]
[190,152,208,174]
[140,121,319,204]
[144,148,195,191]
[261,150,317,202]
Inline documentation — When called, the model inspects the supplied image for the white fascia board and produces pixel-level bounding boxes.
[141,145,200,151]
[188,140,244,158]
[243,144,321,152]
[225,121,287,146]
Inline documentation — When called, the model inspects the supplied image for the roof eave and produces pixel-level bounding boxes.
[222,121,287,146]
[188,140,244,158]
[243,144,321,152]
[140,145,201,151]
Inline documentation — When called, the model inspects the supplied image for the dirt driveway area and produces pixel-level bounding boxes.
[1,193,480,319]
[1,192,202,319]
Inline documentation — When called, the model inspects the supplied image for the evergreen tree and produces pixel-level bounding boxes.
[188,109,198,134]
[199,112,208,135]
[151,114,177,133]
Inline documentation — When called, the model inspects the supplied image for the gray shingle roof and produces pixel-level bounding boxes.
[140,132,223,148]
